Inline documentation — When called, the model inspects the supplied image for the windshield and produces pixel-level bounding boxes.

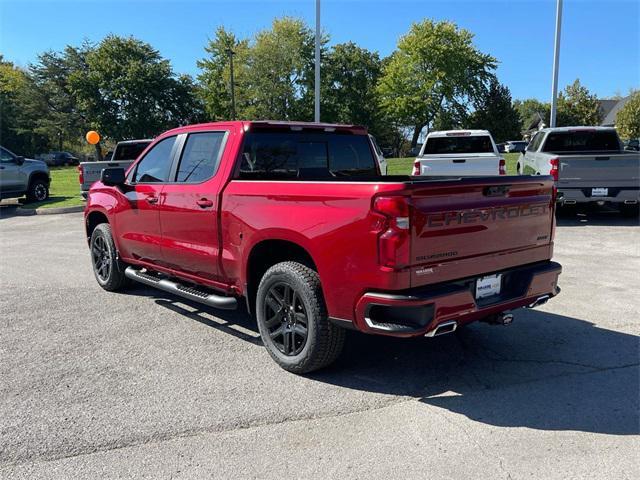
[424,135,494,154]
[238,131,377,179]
[113,142,151,161]
[542,131,620,153]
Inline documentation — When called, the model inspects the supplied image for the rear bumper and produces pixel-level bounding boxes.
[352,261,562,337]
[558,187,640,204]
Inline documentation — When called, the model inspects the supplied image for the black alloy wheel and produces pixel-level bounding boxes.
[263,282,309,356]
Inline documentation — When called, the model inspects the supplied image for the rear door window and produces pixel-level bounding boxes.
[238,132,377,179]
[175,132,226,183]
[424,135,494,154]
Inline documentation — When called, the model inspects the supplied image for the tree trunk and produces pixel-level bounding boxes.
[94,142,103,162]
[411,124,424,150]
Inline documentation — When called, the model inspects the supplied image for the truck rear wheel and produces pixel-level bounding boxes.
[256,261,345,374]
[620,203,639,218]
[90,223,130,291]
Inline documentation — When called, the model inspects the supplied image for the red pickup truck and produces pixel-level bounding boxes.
[85,121,561,373]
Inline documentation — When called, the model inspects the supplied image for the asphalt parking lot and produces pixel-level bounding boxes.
[1,209,638,479]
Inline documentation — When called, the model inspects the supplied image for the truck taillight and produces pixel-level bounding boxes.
[373,196,410,269]
[549,157,559,181]
[77,165,83,185]
[499,158,506,175]
[412,161,420,176]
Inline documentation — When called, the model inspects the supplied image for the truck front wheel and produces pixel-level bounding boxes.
[256,262,345,374]
[90,223,130,291]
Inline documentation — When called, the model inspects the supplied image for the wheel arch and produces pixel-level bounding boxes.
[28,170,50,187]
[245,239,318,317]
[85,210,109,244]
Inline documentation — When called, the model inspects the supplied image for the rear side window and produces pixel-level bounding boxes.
[175,132,226,183]
[133,136,176,183]
[238,132,377,180]
[424,135,494,154]
[543,131,620,152]
[113,142,151,161]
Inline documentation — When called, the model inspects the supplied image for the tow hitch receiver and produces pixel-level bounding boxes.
[482,312,514,326]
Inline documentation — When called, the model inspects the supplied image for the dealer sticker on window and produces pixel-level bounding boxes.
[591,187,608,197]
[475,274,502,299]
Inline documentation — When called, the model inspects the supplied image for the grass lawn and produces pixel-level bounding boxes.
[387,152,520,176]
[23,166,84,209]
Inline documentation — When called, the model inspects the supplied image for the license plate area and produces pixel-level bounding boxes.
[475,274,502,299]
[591,187,608,197]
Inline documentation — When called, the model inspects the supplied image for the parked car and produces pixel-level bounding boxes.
[412,130,505,176]
[496,143,506,153]
[43,151,79,166]
[85,121,562,373]
[79,139,152,198]
[624,139,639,151]
[369,134,388,175]
[517,126,640,216]
[0,146,50,202]
[504,141,528,153]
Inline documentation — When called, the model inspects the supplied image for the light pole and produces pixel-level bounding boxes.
[227,48,236,120]
[314,0,320,123]
[550,0,563,127]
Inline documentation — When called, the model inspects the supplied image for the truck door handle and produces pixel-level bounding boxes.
[196,198,213,208]
[145,196,158,204]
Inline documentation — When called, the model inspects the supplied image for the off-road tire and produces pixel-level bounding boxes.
[256,261,345,374]
[90,223,130,291]
[26,178,49,203]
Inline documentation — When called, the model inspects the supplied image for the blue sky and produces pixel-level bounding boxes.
[1,0,638,101]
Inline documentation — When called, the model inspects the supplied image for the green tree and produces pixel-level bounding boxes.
[513,98,550,129]
[556,79,601,126]
[70,35,202,141]
[616,92,640,139]
[468,78,521,142]
[321,42,384,128]
[246,17,319,120]
[197,27,250,120]
[376,19,496,148]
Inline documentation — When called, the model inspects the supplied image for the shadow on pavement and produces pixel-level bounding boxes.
[556,205,639,227]
[125,284,639,436]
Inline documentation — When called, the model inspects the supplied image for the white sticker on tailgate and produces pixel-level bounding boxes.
[475,274,502,299]
[591,187,608,197]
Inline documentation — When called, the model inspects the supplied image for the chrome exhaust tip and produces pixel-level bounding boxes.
[624,200,638,205]
[563,200,577,205]
[528,294,550,309]
[425,320,458,337]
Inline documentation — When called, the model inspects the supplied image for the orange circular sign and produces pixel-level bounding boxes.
[86,130,100,145]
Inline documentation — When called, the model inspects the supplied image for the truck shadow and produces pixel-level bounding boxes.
[556,206,639,227]
[314,309,639,436]
[124,286,639,436]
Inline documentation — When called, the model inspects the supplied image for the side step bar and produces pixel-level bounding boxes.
[124,267,237,310]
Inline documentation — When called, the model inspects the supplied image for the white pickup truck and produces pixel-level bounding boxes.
[517,126,640,216]
[412,130,505,177]
[78,139,151,198]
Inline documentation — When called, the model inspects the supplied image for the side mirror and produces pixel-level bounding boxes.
[14,156,25,165]
[101,167,126,186]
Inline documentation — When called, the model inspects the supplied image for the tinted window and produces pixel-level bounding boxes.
[113,141,152,161]
[238,132,377,179]
[0,147,15,162]
[424,135,494,154]
[176,132,226,183]
[542,130,620,152]
[133,137,176,183]
[528,133,543,151]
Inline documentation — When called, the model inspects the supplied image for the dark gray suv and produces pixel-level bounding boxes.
[0,146,50,202]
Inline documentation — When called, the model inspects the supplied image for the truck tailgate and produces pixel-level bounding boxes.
[558,152,640,188]
[80,160,134,190]
[409,176,554,287]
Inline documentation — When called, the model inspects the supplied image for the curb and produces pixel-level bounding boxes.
[16,205,85,216]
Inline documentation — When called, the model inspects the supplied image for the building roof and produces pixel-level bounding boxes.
[599,96,631,126]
